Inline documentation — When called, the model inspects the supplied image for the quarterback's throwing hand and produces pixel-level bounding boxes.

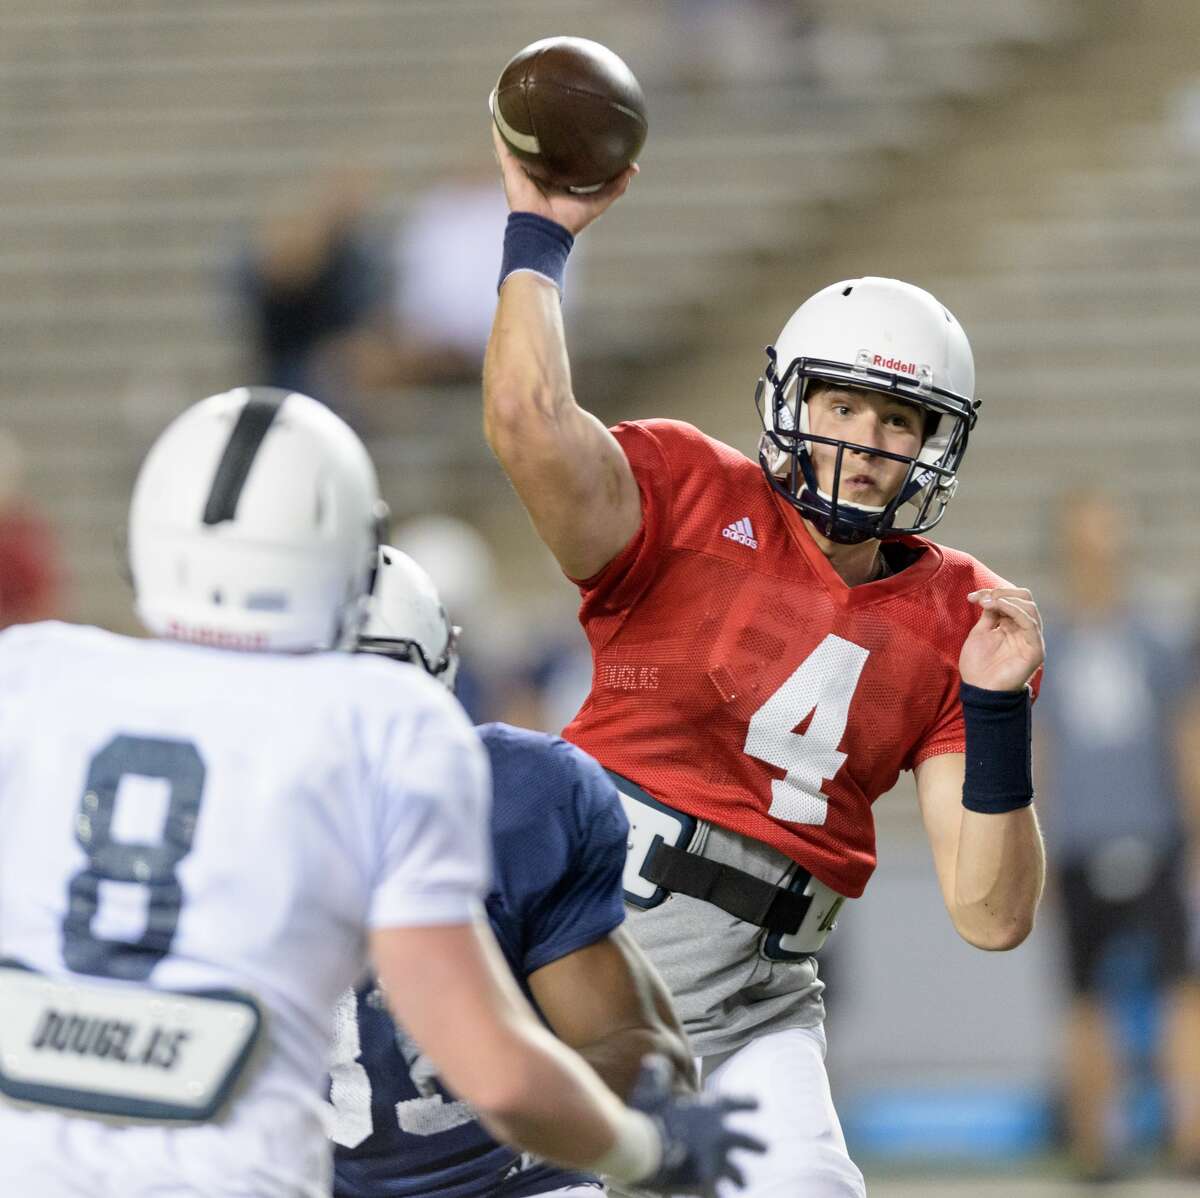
[490,122,637,237]
[960,587,1045,692]
[627,1056,764,1196]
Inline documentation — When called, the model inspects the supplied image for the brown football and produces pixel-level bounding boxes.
[491,36,647,194]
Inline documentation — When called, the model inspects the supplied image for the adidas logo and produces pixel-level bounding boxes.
[722,516,758,549]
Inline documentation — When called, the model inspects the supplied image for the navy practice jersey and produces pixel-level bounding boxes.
[329,723,629,1198]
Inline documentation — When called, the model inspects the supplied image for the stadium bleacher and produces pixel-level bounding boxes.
[0,0,1094,631]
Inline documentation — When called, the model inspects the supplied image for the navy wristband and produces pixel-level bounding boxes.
[498,212,574,294]
[960,682,1034,814]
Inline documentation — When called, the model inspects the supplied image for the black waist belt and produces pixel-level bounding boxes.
[642,841,811,935]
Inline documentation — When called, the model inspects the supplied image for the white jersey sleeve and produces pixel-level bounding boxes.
[368,676,492,929]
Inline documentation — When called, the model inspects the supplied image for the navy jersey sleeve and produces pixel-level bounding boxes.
[480,724,629,977]
[522,743,629,974]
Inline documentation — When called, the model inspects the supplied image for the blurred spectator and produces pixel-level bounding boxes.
[235,165,385,419]
[658,1,822,89]
[353,161,596,395]
[384,165,509,386]
[0,429,65,628]
[1036,487,1200,1182]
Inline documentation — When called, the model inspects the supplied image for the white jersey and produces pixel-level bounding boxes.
[0,622,491,1198]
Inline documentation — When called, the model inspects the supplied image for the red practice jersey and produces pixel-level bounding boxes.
[562,419,1021,898]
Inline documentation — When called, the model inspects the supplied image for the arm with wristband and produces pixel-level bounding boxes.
[483,123,643,582]
[916,586,1046,951]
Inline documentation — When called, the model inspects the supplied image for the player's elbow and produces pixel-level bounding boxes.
[482,328,567,437]
[954,908,1035,952]
[481,388,526,454]
[578,1025,698,1099]
[482,382,561,459]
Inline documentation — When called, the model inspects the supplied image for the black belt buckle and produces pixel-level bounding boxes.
[644,844,812,934]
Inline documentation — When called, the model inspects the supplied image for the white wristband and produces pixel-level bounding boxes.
[586,1108,663,1185]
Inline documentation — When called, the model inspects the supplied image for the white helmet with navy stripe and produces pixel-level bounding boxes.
[357,546,460,690]
[128,386,385,652]
[756,276,979,544]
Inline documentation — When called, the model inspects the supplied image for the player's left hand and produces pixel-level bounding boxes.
[627,1056,764,1196]
[960,587,1044,693]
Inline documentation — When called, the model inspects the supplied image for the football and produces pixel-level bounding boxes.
[490,36,647,194]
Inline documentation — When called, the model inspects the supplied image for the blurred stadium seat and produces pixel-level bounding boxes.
[0,0,1093,631]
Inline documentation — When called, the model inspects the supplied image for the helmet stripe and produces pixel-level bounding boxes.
[201,392,285,526]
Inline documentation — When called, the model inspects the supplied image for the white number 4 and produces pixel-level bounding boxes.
[743,633,869,825]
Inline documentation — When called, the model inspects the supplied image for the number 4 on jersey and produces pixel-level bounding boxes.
[744,634,869,825]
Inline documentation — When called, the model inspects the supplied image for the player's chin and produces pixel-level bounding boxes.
[842,482,889,506]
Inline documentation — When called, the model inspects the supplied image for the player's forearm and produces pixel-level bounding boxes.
[481,271,641,579]
[472,1020,655,1172]
[575,935,697,1098]
[643,947,700,1093]
[482,276,593,551]
[531,931,699,1102]
[377,923,658,1179]
[575,1024,697,1101]
[483,273,575,452]
[951,806,1045,950]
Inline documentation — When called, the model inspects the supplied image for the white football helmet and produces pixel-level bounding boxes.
[129,386,386,652]
[756,276,978,544]
[357,546,460,690]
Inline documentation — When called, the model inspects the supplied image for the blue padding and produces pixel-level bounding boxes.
[841,1086,1054,1161]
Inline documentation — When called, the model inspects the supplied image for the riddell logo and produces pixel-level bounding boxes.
[166,621,268,651]
[871,354,919,375]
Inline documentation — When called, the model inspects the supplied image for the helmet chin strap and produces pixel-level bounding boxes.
[793,449,888,543]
